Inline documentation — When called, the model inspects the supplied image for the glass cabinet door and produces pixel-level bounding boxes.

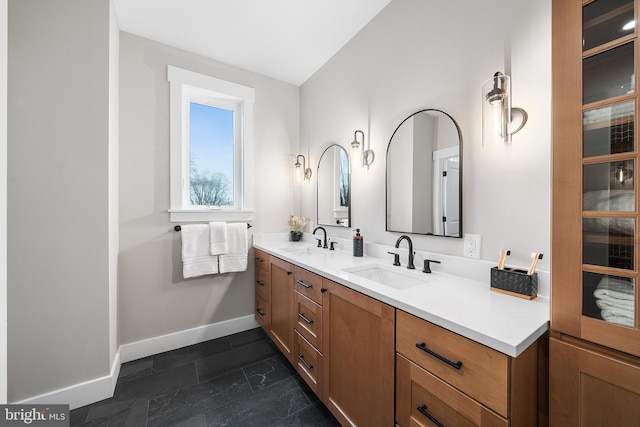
[581,0,638,344]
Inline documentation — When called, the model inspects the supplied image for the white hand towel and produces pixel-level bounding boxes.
[209,222,228,255]
[181,224,219,278]
[219,223,248,273]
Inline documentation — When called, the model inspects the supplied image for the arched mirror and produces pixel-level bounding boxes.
[386,109,462,237]
[317,144,350,227]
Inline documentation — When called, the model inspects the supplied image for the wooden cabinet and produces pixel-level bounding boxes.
[321,278,395,427]
[255,249,544,426]
[550,334,640,426]
[255,254,395,427]
[292,266,325,397]
[552,0,640,423]
[254,249,271,331]
[552,0,640,357]
[395,310,540,427]
[268,255,294,362]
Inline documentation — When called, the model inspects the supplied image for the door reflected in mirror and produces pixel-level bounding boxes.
[386,109,462,237]
[317,144,350,227]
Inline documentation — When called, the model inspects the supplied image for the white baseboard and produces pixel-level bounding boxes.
[119,314,259,363]
[13,315,259,410]
[14,349,121,410]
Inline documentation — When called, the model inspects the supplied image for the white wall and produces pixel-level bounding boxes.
[118,32,300,346]
[7,0,115,403]
[0,0,6,404]
[300,0,551,270]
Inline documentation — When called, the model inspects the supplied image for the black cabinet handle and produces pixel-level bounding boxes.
[415,342,463,370]
[298,355,313,370]
[287,271,293,275]
[256,309,266,316]
[320,288,327,293]
[256,258,264,263]
[256,280,265,286]
[417,405,444,427]
[296,279,312,289]
[298,313,314,324]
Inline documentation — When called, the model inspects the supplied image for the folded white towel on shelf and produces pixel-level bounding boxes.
[600,308,634,328]
[596,296,634,311]
[219,223,248,273]
[209,222,228,255]
[593,276,634,301]
[181,224,219,278]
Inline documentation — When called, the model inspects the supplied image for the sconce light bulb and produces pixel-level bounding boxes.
[351,131,363,167]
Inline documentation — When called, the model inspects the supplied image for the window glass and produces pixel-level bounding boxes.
[583,42,634,104]
[583,272,635,328]
[583,0,634,51]
[583,100,635,157]
[189,103,234,207]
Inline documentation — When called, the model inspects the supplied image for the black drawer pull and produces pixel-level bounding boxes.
[256,258,264,263]
[298,355,313,370]
[256,280,265,286]
[415,342,463,370]
[417,405,444,427]
[298,313,314,324]
[296,279,312,289]
[256,309,266,316]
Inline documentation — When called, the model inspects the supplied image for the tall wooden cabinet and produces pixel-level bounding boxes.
[552,0,640,424]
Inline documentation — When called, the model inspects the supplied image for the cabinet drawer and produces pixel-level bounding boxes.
[254,248,269,272]
[293,266,323,304]
[255,293,270,330]
[396,310,509,417]
[294,331,323,398]
[255,268,270,302]
[294,291,323,352]
[396,354,507,427]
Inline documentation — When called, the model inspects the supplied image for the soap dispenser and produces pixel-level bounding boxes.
[353,229,364,257]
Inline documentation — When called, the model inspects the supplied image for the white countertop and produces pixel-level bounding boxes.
[253,234,549,358]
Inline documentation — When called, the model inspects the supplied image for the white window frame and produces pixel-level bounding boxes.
[168,66,254,223]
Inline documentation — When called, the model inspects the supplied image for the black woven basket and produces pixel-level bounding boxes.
[490,267,538,300]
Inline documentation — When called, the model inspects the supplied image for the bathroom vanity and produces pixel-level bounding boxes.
[253,237,549,426]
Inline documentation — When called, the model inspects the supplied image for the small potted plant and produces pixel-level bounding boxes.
[288,215,308,242]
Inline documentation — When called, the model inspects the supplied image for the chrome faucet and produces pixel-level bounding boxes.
[395,235,415,269]
[313,226,328,249]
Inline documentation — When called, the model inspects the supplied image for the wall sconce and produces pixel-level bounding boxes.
[482,71,528,146]
[294,154,312,184]
[616,164,633,183]
[350,129,375,168]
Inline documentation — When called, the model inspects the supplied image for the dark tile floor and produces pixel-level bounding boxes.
[70,327,340,426]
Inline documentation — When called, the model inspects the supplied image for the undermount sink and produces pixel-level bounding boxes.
[342,263,432,291]
[280,245,323,256]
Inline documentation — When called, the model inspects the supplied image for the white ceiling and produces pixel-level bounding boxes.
[113,0,392,86]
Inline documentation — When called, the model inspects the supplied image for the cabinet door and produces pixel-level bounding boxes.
[550,336,640,426]
[269,256,294,362]
[552,0,640,357]
[321,279,395,427]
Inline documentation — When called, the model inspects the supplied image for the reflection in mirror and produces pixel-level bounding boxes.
[317,144,350,227]
[386,109,462,237]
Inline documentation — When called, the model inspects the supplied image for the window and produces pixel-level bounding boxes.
[168,66,254,222]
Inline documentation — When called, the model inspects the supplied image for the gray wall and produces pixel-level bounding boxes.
[118,32,300,345]
[300,0,551,270]
[8,0,116,402]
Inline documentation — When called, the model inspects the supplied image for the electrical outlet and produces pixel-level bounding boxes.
[463,234,481,259]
